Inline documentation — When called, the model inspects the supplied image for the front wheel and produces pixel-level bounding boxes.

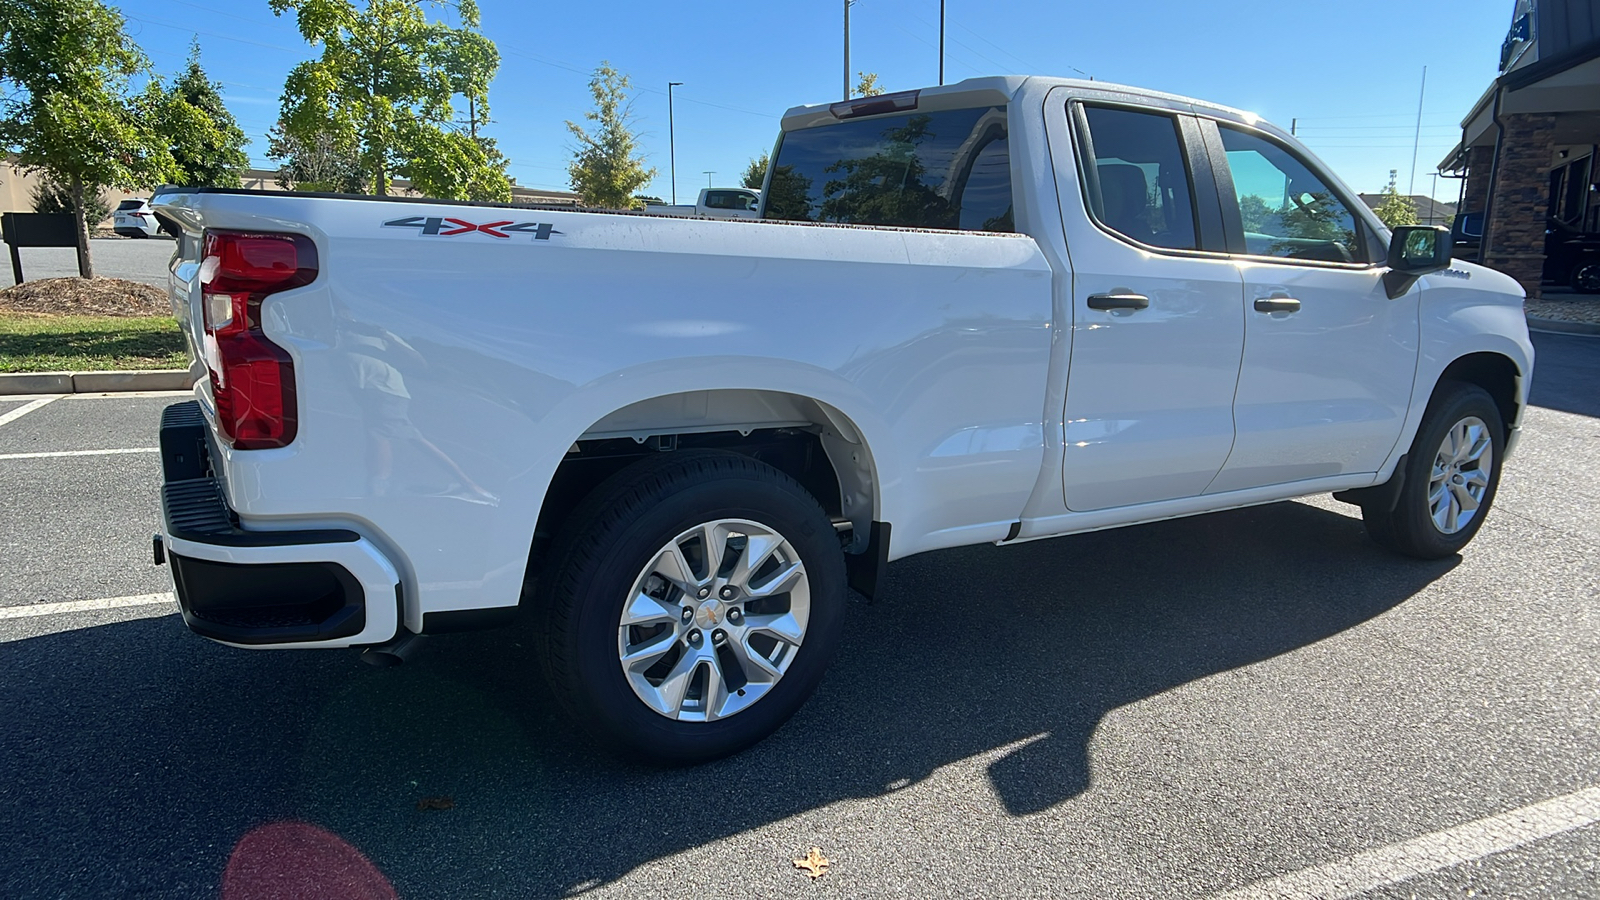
[1360,382,1504,559]
[537,450,846,764]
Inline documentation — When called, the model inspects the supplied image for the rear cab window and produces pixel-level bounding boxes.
[762,105,1014,232]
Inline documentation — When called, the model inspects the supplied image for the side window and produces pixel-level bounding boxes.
[1079,106,1199,251]
[1217,126,1367,264]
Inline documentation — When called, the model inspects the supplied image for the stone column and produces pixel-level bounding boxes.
[1482,112,1557,299]
[1460,145,1493,215]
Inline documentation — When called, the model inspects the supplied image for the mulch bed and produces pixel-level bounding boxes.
[1526,293,1600,326]
[0,277,170,318]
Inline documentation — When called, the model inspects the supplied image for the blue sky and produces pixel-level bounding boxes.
[111,0,1516,205]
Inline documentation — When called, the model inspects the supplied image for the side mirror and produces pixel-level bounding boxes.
[1387,225,1451,274]
[1383,225,1451,298]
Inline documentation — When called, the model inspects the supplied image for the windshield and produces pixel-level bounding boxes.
[763,105,1013,232]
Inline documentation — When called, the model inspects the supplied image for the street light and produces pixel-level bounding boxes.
[703,170,715,188]
[668,81,683,205]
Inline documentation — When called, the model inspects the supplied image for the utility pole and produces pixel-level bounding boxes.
[704,170,715,188]
[1290,117,1297,136]
[1409,65,1427,197]
[844,0,852,99]
[939,0,946,85]
[668,81,683,205]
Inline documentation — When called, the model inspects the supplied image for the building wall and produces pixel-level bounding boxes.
[1482,113,1559,298]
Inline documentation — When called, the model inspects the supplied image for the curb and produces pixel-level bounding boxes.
[0,369,196,395]
[1526,315,1600,336]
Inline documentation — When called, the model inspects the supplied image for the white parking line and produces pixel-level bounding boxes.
[1213,785,1600,899]
[0,593,176,619]
[0,395,61,427]
[0,447,160,460]
[63,390,194,400]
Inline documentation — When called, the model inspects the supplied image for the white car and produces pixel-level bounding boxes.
[642,187,762,219]
[151,76,1532,764]
[112,198,161,237]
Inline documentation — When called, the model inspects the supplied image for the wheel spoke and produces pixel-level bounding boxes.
[727,634,783,682]
[1462,427,1491,464]
[696,522,729,581]
[1451,482,1480,513]
[621,590,679,627]
[746,560,804,598]
[702,657,732,720]
[747,611,805,646]
[1462,469,1490,490]
[652,543,703,593]
[620,629,677,670]
[727,532,783,591]
[651,650,699,715]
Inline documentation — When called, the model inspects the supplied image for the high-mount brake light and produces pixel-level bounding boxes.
[828,89,920,120]
[199,231,318,450]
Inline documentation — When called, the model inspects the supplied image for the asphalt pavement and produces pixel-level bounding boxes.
[9,236,175,287]
[0,333,1596,899]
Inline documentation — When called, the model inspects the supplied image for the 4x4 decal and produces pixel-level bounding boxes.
[383,215,561,241]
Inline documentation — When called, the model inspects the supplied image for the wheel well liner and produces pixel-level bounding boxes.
[1437,352,1521,439]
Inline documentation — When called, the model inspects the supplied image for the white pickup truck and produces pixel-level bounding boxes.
[152,76,1532,763]
[642,186,762,219]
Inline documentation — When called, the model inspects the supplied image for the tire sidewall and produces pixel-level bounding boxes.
[562,472,846,763]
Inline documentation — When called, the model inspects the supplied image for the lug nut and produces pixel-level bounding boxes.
[697,587,711,599]
[686,629,702,645]
[681,606,693,623]
[719,586,737,600]
[727,608,743,624]
[712,629,727,645]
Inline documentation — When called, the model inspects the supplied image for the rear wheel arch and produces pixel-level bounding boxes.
[524,390,884,595]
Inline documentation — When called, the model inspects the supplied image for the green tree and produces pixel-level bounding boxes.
[1373,175,1419,228]
[267,124,367,192]
[153,43,249,187]
[566,63,656,209]
[269,0,512,201]
[855,71,883,97]
[819,115,953,228]
[0,0,176,276]
[30,174,110,225]
[742,152,768,190]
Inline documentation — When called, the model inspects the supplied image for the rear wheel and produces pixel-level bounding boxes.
[1361,382,1504,559]
[538,450,846,764]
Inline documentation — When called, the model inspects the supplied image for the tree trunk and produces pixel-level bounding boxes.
[69,175,94,279]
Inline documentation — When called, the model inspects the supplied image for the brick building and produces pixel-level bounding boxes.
[1439,0,1600,298]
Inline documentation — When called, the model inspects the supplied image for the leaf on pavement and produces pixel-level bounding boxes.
[792,847,830,879]
[416,796,455,811]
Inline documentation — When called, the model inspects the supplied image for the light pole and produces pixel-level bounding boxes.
[668,81,683,204]
[703,171,715,188]
[939,0,945,85]
[844,0,852,100]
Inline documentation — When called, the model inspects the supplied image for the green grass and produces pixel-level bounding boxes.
[0,314,190,373]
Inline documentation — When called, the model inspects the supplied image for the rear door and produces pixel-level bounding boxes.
[1052,96,1245,511]
[1200,120,1419,494]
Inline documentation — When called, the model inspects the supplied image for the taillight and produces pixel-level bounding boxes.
[199,231,317,450]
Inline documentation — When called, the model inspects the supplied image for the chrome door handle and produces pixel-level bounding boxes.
[1087,290,1150,311]
[1253,295,1301,313]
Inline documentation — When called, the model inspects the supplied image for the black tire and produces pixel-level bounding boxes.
[1361,382,1504,559]
[537,450,847,764]
[1572,261,1600,294]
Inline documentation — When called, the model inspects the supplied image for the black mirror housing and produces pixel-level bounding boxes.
[1387,225,1451,274]
[1382,225,1452,299]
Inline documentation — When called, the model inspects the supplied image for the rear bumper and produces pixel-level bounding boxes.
[158,401,402,648]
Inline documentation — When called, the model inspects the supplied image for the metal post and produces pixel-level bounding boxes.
[1290,117,1296,136]
[844,0,851,99]
[1409,65,1427,197]
[668,82,682,205]
[939,0,945,85]
[704,171,715,188]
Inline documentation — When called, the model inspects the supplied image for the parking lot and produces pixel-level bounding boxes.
[10,236,175,287]
[1,331,1596,899]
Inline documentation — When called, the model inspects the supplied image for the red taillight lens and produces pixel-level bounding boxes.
[200,231,318,450]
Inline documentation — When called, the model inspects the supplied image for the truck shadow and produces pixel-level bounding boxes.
[0,500,1455,898]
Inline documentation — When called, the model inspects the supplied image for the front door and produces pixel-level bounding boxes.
[1202,122,1419,494]
[1056,100,1245,512]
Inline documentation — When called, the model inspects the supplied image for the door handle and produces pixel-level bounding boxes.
[1087,290,1150,311]
[1253,295,1301,313]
